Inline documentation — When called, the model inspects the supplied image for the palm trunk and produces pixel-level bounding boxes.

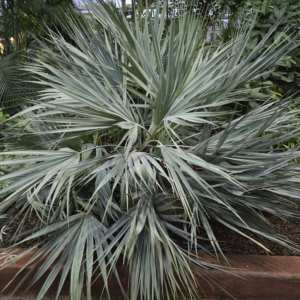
[14,14,19,53]
[1,0,10,55]
[131,0,135,23]
[166,0,169,26]
[122,0,126,13]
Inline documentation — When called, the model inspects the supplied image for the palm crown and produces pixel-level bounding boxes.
[1,1,300,300]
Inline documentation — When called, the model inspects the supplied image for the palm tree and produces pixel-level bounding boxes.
[0,0,75,107]
[1,1,300,299]
[0,0,75,54]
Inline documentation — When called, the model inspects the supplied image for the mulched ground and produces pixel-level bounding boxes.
[210,214,300,256]
[1,213,46,248]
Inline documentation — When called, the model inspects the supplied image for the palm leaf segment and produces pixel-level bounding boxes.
[1,1,300,299]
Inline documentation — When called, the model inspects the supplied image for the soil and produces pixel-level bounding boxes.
[2,210,300,256]
[1,214,44,248]
[210,214,300,256]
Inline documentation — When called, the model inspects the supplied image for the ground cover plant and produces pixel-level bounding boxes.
[1,1,300,299]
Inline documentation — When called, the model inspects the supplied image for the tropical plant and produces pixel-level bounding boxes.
[0,52,41,108]
[0,53,28,109]
[218,0,300,95]
[0,54,20,106]
[0,0,76,109]
[0,108,9,123]
[0,0,75,53]
[1,1,300,299]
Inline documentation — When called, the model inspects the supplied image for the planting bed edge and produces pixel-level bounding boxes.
[0,249,300,299]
